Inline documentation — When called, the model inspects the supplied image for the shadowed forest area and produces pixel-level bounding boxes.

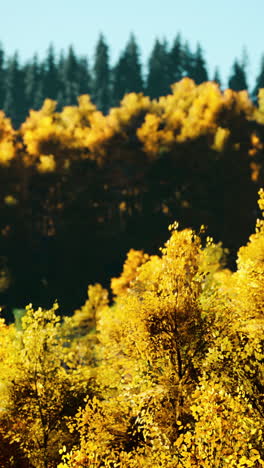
[0,74,264,316]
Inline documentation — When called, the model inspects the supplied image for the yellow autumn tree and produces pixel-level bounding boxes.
[174,190,264,467]
[0,303,93,468]
[59,223,211,467]
[59,198,264,467]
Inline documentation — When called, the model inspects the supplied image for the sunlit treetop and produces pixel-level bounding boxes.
[0,111,16,165]
[137,78,255,156]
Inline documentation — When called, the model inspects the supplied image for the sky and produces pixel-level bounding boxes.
[1,0,264,90]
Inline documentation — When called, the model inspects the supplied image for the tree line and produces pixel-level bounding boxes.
[0,33,263,128]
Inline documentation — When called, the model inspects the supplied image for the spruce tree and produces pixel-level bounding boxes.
[146,38,170,99]
[168,33,184,85]
[56,51,65,110]
[122,33,144,93]
[61,45,80,105]
[182,41,194,78]
[228,59,248,91]
[24,54,44,112]
[4,52,26,128]
[212,67,222,88]
[92,34,111,113]
[43,44,60,100]
[111,54,129,106]
[0,43,5,110]
[191,43,208,84]
[111,33,144,106]
[253,55,264,102]
[78,56,91,96]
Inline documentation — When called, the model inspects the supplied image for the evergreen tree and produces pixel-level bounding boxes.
[146,38,170,99]
[0,43,5,110]
[3,52,26,127]
[191,43,208,84]
[111,54,129,106]
[56,51,65,110]
[61,45,81,105]
[253,54,264,102]
[78,56,92,96]
[24,54,44,111]
[212,67,222,87]
[182,41,194,78]
[111,33,144,106]
[43,44,60,100]
[168,33,184,85]
[122,33,144,93]
[92,34,111,113]
[228,58,248,91]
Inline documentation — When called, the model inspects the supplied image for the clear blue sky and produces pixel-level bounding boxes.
[1,0,264,90]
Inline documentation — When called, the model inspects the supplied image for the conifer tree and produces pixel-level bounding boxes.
[56,50,65,110]
[61,45,81,105]
[111,34,144,106]
[146,38,170,98]
[92,34,111,113]
[0,43,5,110]
[43,44,60,100]
[3,52,26,128]
[168,33,184,85]
[24,54,44,111]
[228,58,248,91]
[253,54,264,102]
[182,40,194,78]
[212,67,222,87]
[78,56,91,96]
[191,43,208,84]
[122,33,144,93]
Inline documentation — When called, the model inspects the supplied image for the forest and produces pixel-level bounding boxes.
[0,35,264,465]
[0,188,263,467]
[0,33,261,129]
[0,77,264,315]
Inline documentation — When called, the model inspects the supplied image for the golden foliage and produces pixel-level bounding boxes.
[111,249,150,296]
[0,304,92,467]
[58,199,264,467]
[136,79,244,156]
[8,79,260,171]
[0,111,16,165]
[2,84,264,465]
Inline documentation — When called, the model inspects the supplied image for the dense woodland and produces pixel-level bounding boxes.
[0,38,264,464]
[1,78,264,314]
[0,33,262,128]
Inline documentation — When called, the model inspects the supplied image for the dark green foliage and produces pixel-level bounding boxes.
[181,41,194,78]
[42,44,60,100]
[0,43,5,110]
[61,45,90,106]
[3,53,27,127]
[92,34,111,113]
[168,33,184,85]
[24,54,44,111]
[253,55,264,102]
[228,58,248,91]
[78,56,92,96]
[212,67,222,87]
[191,43,208,84]
[111,33,144,105]
[146,38,171,98]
